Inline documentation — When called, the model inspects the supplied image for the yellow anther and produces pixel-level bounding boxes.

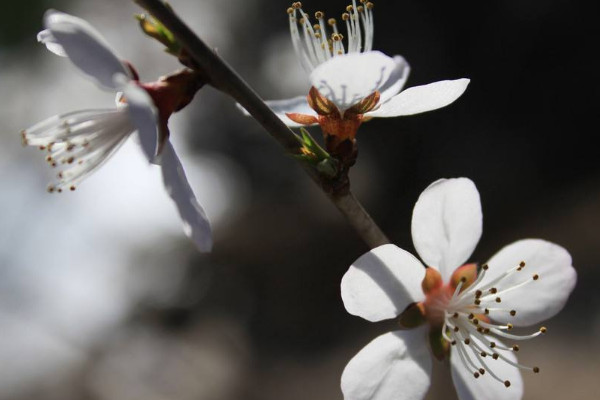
[315,11,324,19]
[366,2,374,9]
[287,7,294,14]
[540,326,547,334]
[299,17,305,24]
[507,323,513,330]
[313,24,320,30]
[357,5,364,12]
[332,33,341,41]
[328,18,336,26]
[314,33,321,39]
[292,2,302,9]
[342,12,350,20]
[346,5,354,12]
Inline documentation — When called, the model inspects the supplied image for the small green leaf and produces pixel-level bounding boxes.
[135,13,182,56]
[316,158,339,178]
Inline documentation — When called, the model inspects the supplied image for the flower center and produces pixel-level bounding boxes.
[437,262,546,387]
[287,1,375,72]
[21,109,135,193]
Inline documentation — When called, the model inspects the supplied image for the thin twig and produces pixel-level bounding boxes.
[133,0,390,249]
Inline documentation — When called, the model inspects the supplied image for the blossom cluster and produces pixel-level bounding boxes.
[18,2,577,400]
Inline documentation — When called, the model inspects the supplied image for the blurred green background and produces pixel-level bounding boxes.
[0,0,598,399]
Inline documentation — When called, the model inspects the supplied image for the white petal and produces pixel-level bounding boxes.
[309,51,400,111]
[236,96,317,128]
[341,244,426,323]
[450,338,523,400]
[378,55,411,105]
[159,142,213,252]
[411,178,482,280]
[341,329,431,400]
[263,96,318,127]
[37,29,66,56]
[483,239,576,326]
[367,79,470,118]
[44,10,130,89]
[120,76,159,162]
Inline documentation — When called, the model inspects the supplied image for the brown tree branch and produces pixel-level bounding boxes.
[133,0,390,249]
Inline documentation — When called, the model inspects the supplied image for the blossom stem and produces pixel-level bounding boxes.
[133,0,390,249]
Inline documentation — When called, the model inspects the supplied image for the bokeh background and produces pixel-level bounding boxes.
[1,0,598,399]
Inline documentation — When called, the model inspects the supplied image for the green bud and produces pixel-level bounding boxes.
[135,12,181,56]
[292,128,339,178]
[316,158,339,178]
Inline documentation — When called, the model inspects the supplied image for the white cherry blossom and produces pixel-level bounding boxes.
[340,178,577,400]
[252,1,470,145]
[22,10,212,252]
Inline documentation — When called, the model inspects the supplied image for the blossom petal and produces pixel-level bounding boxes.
[378,55,411,105]
[483,239,576,326]
[37,29,66,56]
[119,76,159,162]
[265,96,318,127]
[411,178,482,281]
[237,96,318,128]
[159,142,213,252]
[367,79,470,118]
[309,51,400,111]
[341,329,431,400]
[341,244,426,323]
[450,337,523,400]
[43,10,130,89]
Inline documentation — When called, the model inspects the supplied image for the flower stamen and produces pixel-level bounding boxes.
[287,0,375,72]
[430,260,548,387]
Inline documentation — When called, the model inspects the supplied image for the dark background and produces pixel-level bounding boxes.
[1,0,598,399]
